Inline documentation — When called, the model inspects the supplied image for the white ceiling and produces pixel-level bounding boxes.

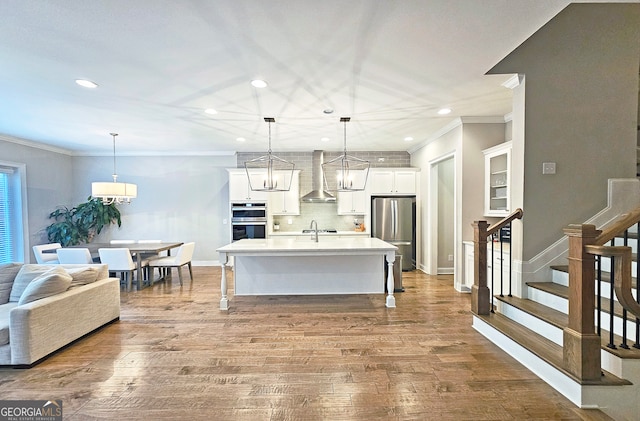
[0,0,623,155]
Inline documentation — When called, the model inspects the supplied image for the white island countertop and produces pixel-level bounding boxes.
[217,237,396,255]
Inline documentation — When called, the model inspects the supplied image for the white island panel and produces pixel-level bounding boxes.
[235,255,383,295]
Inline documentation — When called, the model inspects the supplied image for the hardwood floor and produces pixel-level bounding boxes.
[0,267,614,420]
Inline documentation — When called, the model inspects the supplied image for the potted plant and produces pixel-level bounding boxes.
[46,197,121,246]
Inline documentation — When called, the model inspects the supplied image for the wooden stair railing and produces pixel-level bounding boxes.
[471,208,523,315]
[564,206,640,382]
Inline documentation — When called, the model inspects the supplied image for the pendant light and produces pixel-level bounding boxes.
[91,133,137,204]
[322,117,370,192]
[244,117,295,192]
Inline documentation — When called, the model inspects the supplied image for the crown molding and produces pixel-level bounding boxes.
[502,74,522,90]
[74,150,237,157]
[0,133,74,155]
[407,116,508,154]
[0,133,237,157]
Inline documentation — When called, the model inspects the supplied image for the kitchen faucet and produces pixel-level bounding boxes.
[309,220,318,242]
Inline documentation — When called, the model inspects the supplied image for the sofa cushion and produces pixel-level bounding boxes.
[0,263,22,305]
[66,267,100,287]
[0,302,19,346]
[10,264,55,302]
[18,267,72,305]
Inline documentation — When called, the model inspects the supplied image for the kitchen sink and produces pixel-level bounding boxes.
[301,229,337,233]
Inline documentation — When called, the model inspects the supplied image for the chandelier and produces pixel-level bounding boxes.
[91,133,137,204]
[244,117,295,192]
[322,117,370,191]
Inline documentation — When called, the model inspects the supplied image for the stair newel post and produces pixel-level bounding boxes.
[562,224,601,381]
[472,220,491,315]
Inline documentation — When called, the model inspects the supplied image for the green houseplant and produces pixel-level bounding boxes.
[46,197,121,246]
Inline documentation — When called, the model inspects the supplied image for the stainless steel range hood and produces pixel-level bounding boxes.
[300,150,336,202]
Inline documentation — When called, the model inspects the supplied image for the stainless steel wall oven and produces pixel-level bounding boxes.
[231,202,267,241]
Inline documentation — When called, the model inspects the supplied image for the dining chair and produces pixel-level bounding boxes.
[32,243,62,264]
[148,242,195,286]
[56,247,93,264]
[98,248,148,290]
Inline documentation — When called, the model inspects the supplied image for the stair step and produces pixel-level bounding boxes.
[527,281,636,321]
[551,265,638,289]
[474,311,630,386]
[495,295,640,359]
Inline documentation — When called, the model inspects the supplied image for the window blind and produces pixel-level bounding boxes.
[0,166,17,263]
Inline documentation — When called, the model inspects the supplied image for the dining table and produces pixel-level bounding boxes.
[76,242,184,289]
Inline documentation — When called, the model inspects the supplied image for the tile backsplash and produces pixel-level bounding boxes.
[236,151,410,233]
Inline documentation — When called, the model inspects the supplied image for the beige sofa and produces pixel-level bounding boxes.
[0,263,120,367]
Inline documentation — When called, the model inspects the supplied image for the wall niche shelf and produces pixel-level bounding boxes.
[483,141,512,217]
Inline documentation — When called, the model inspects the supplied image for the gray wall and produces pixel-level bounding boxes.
[489,3,640,259]
[72,154,236,263]
[2,137,407,264]
[411,120,505,288]
[0,137,74,261]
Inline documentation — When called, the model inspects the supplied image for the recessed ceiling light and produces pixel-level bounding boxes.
[438,108,452,115]
[323,108,334,114]
[236,137,246,142]
[321,137,330,142]
[75,79,98,88]
[404,137,414,142]
[205,108,218,115]
[251,79,268,88]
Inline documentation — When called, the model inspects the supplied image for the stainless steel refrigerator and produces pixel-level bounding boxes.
[371,196,416,272]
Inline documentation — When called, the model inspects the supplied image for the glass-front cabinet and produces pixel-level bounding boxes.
[483,141,511,217]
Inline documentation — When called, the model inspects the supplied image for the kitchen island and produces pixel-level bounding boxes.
[217,237,397,310]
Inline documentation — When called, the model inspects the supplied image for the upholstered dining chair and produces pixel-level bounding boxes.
[98,247,148,290]
[148,242,195,286]
[32,243,62,264]
[56,247,94,264]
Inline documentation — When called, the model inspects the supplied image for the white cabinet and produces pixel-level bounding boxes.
[337,170,367,215]
[463,241,510,296]
[269,170,300,215]
[228,169,269,202]
[483,142,511,217]
[370,169,417,195]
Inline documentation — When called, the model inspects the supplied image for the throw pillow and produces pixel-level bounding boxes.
[18,266,72,305]
[0,263,22,305]
[9,264,53,302]
[66,267,99,287]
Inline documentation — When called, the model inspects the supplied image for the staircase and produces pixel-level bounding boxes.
[471,211,640,421]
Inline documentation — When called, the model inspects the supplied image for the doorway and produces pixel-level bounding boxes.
[428,154,455,276]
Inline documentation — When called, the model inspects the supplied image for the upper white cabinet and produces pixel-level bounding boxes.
[483,141,511,217]
[269,170,300,215]
[336,170,367,215]
[227,169,269,202]
[369,168,418,195]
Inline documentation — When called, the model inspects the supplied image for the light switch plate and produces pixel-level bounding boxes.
[542,162,556,174]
